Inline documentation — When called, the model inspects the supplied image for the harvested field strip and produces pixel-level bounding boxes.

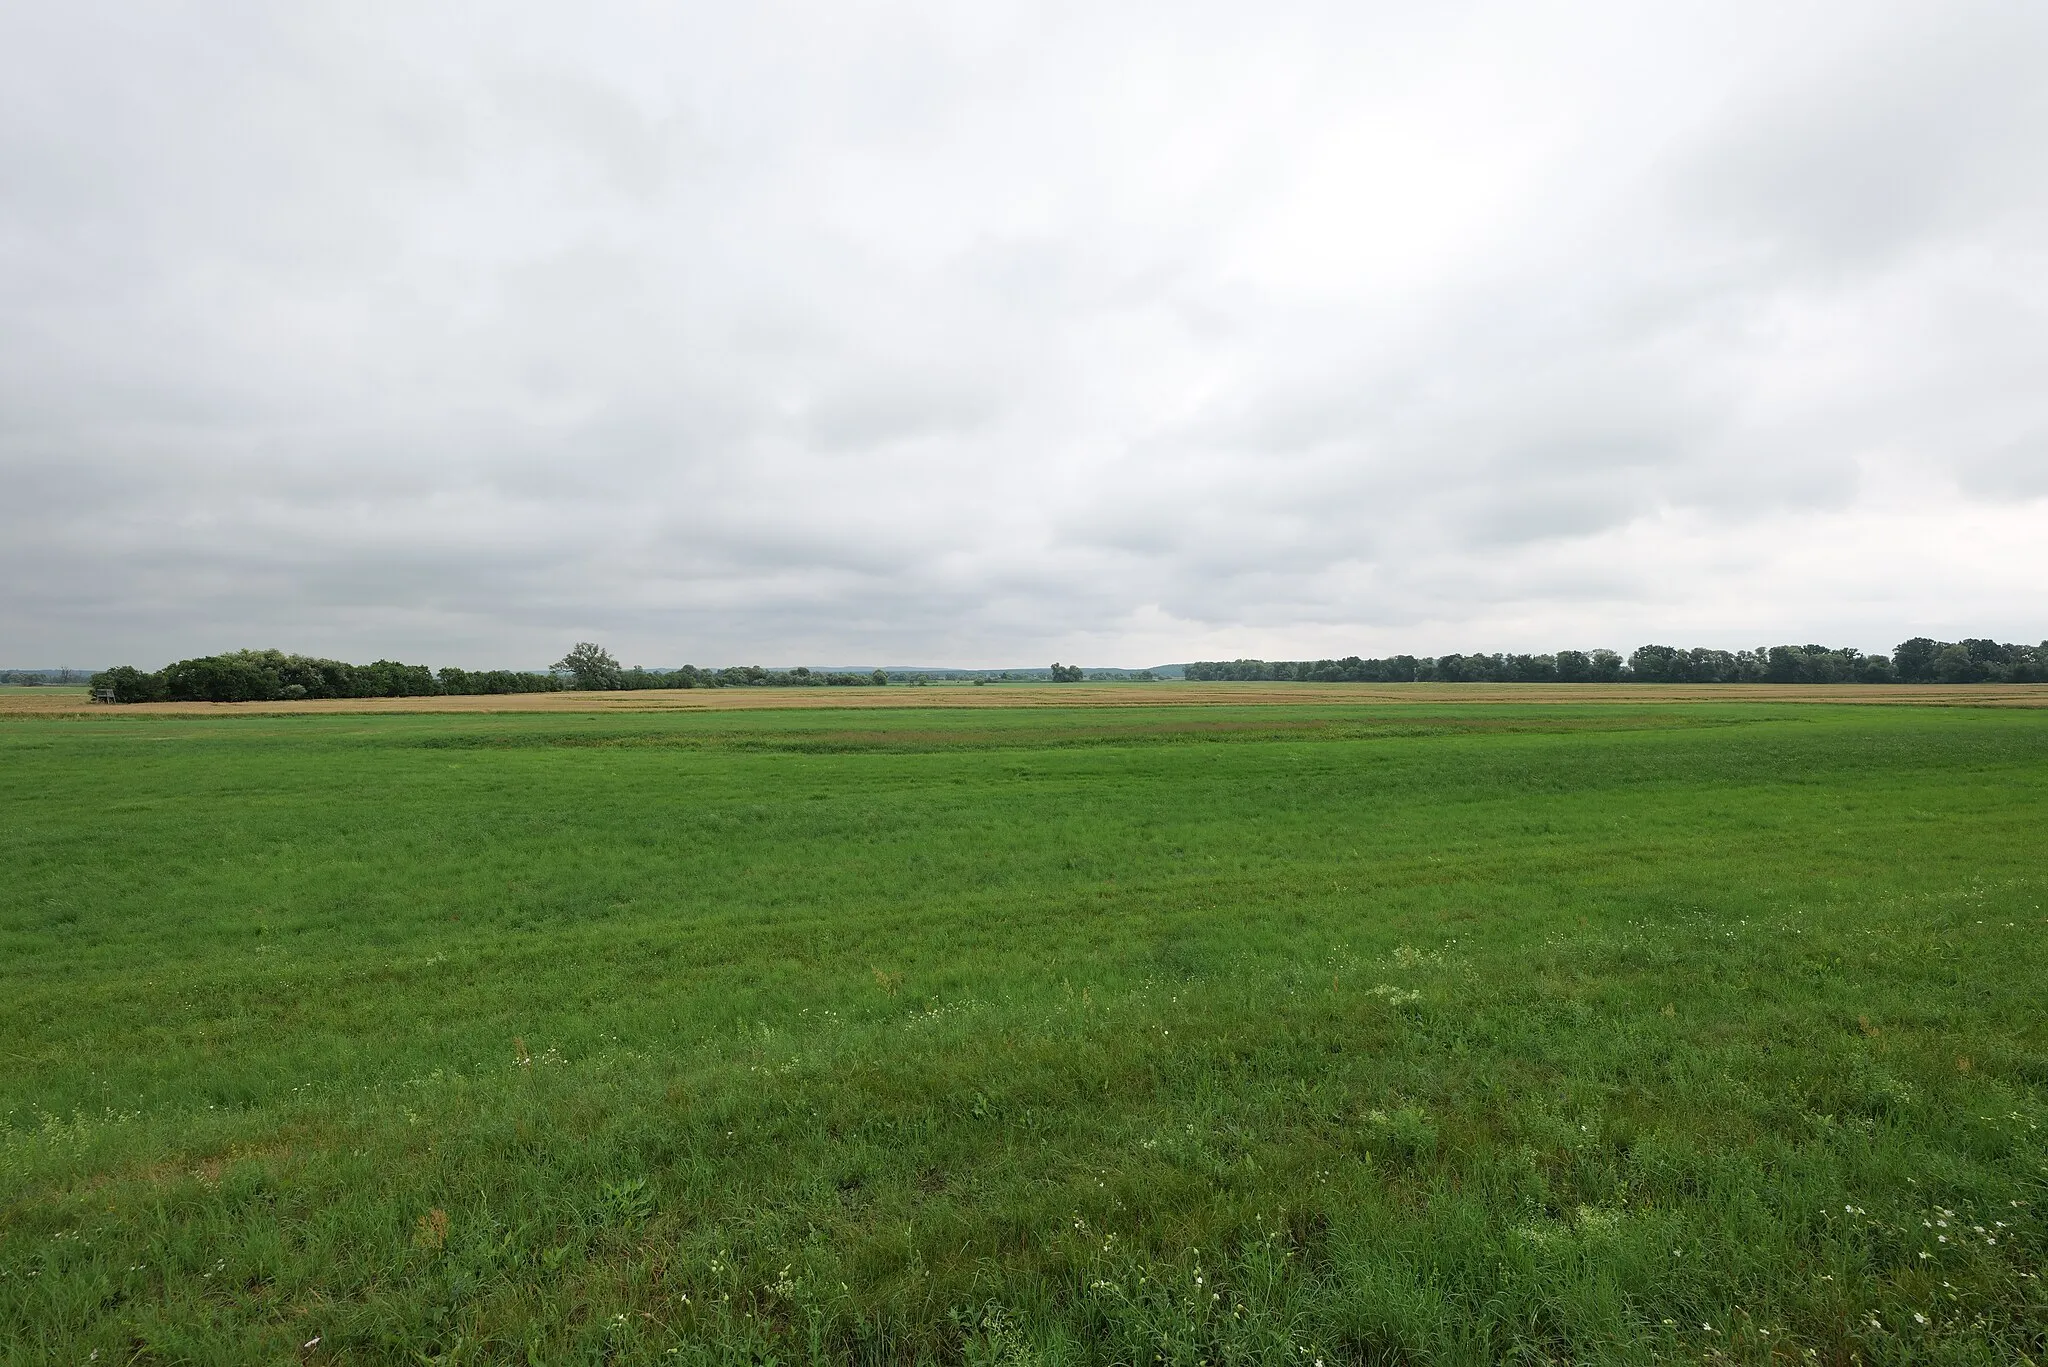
[5,680,2048,717]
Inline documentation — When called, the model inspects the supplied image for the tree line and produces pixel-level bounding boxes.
[78,635,2048,702]
[88,644,890,704]
[0,669,95,686]
[552,643,886,692]
[1184,638,2048,684]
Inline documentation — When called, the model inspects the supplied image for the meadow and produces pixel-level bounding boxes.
[1,694,2044,1364]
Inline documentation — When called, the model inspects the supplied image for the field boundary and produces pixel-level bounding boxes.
[4,680,2048,716]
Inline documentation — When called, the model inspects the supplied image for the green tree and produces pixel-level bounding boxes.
[88,664,167,703]
[1893,637,1943,682]
[555,643,624,691]
[1628,645,1687,683]
[1933,644,1983,684]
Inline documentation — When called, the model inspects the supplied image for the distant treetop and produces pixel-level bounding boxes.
[87,645,893,703]
[1182,638,2048,684]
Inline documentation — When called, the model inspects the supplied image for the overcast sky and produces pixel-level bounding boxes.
[3,2,2044,669]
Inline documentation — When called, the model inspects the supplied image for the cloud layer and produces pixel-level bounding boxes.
[4,1,2044,667]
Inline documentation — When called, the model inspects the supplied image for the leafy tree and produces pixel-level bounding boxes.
[1178,639,2039,689]
[1962,639,2011,673]
[1893,638,1942,683]
[555,643,623,691]
[1689,648,1739,682]
[1629,645,1687,683]
[1934,644,1984,683]
[1587,650,1625,682]
[1762,646,1801,684]
[163,651,283,702]
[361,660,440,696]
[1049,663,1085,682]
[88,664,167,703]
[437,667,562,695]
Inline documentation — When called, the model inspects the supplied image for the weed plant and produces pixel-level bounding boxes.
[1,703,2044,1363]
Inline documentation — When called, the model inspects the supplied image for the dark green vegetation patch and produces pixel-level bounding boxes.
[396,708,1750,756]
[2,703,2044,1363]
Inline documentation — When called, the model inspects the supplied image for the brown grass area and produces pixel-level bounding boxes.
[30,1137,313,1205]
[5,681,2048,716]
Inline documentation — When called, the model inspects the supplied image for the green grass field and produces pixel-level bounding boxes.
[3,701,2044,1364]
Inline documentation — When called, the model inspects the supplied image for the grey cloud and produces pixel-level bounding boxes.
[1462,484,1647,550]
[2,1,2044,669]
[802,381,999,449]
[1954,434,2048,500]
[1682,7,2048,272]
